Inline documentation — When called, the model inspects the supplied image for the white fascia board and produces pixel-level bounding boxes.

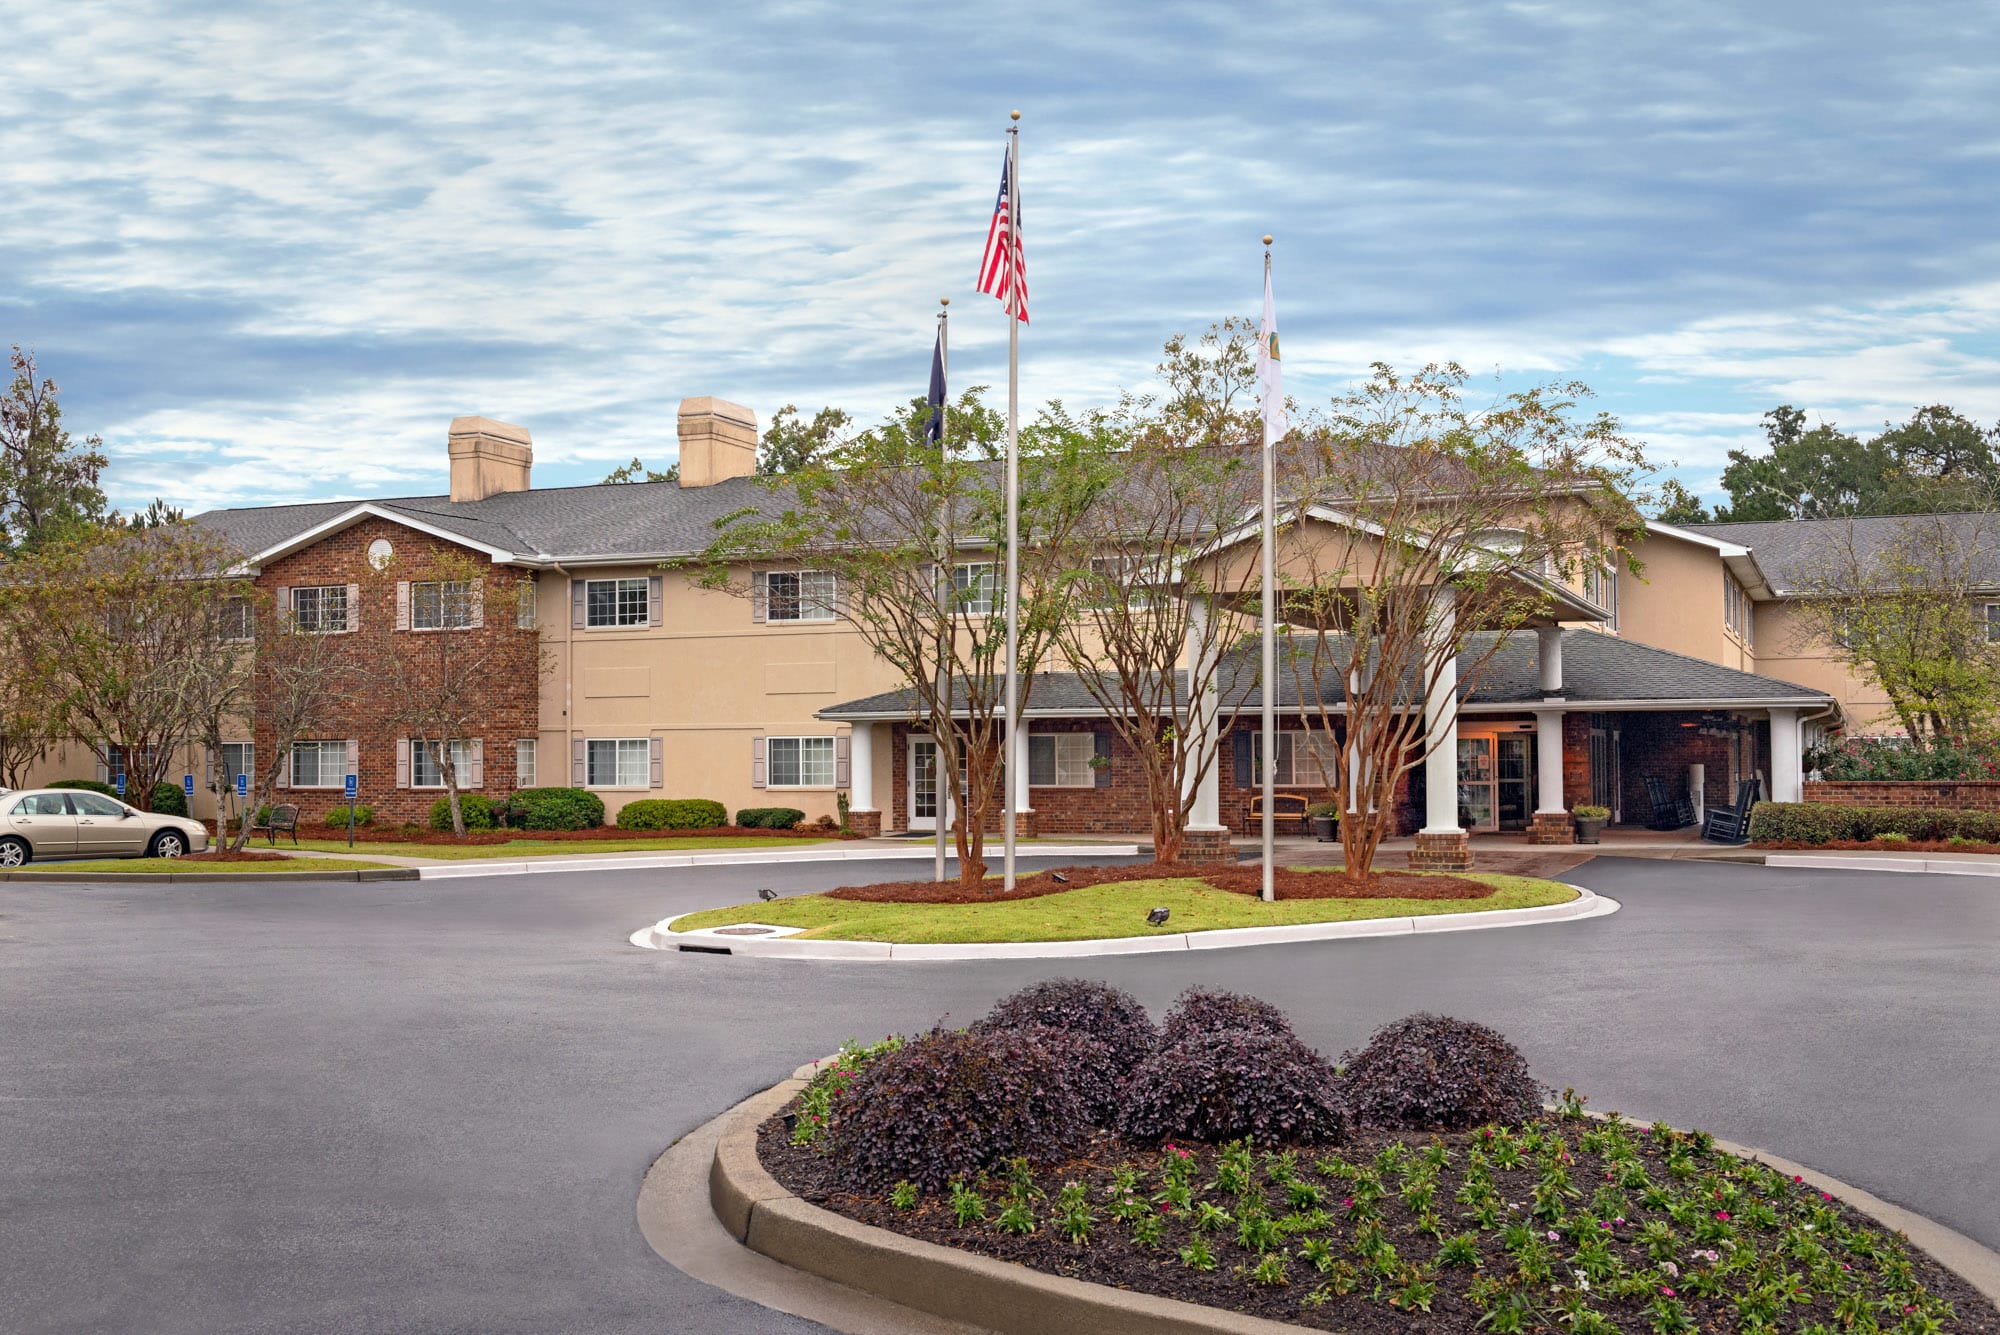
[248,503,519,566]
[1642,520,1776,600]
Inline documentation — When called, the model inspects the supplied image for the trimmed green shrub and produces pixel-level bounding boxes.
[616,797,727,831]
[1116,1030,1347,1145]
[827,1027,1094,1192]
[1805,735,2000,781]
[429,793,499,831]
[320,804,375,827]
[51,778,120,799]
[505,787,605,830]
[1746,801,2000,845]
[150,782,189,817]
[973,978,1157,1076]
[734,806,805,830]
[1338,1013,1542,1131]
[1160,986,1297,1045]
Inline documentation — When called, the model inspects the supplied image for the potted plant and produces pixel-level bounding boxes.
[1306,801,1339,843]
[1571,804,1610,844]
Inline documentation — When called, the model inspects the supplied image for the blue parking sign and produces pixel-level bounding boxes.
[344,773,358,801]
[236,772,248,798]
[183,774,195,798]
[114,774,126,797]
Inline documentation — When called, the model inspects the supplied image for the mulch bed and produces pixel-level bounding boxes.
[175,849,290,863]
[827,862,1494,904]
[1755,838,2000,856]
[759,1116,2000,1335]
[272,823,857,846]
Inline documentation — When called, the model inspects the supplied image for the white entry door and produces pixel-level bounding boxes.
[909,736,946,831]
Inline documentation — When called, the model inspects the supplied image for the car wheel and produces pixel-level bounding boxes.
[0,837,28,868]
[149,831,187,859]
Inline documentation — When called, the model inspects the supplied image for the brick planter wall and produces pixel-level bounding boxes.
[1803,780,2000,811]
[253,517,541,826]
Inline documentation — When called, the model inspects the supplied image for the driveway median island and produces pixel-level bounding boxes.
[667,865,1580,946]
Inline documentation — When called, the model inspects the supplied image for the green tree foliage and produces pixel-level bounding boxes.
[758,404,853,475]
[1649,478,1711,525]
[1,346,109,554]
[602,458,678,484]
[1716,403,2000,520]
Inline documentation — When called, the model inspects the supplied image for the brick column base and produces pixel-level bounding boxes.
[1176,828,1237,864]
[1525,811,1574,846]
[847,809,882,837]
[1410,830,1474,871]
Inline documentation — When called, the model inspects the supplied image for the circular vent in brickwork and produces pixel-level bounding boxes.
[367,538,394,569]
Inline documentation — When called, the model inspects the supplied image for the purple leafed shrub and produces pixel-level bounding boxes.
[1004,1024,1124,1124]
[1338,1012,1543,1131]
[973,977,1157,1074]
[827,1028,1092,1192]
[1116,1030,1347,1146]
[1160,986,1297,1046]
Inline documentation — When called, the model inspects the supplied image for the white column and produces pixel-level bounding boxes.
[1537,626,1564,694]
[1422,586,1460,836]
[1768,707,1802,803]
[848,722,875,813]
[1182,596,1225,829]
[1012,725,1032,817]
[1534,709,1565,814]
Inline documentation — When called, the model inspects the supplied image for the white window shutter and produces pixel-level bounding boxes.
[648,575,663,628]
[751,735,767,788]
[276,586,291,628]
[834,733,850,786]
[204,746,215,786]
[395,581,410,631]
[832,572,849,618]
[95,753,107,783]
[571,737,586,785]
[345,584,360,632]
[396,738,411,789]
[750,570,768,623]
[649,735,663,788]
[571,579,586,629]
[276,746,291,790]
[469,739,484,788]
[469,583,484,629]
[517,581,536,630]
[346,740,359,781]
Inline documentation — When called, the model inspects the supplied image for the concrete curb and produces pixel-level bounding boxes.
[668,1074,2000,1335]
[631,884,1618,959]
[0,867,419,883]
[418,843,1140,880]
[1764,852,2000,878]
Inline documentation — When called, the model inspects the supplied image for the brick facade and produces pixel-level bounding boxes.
[253,516,541,825]
[1803,780,2000,811]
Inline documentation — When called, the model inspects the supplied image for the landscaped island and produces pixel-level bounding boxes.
[758,982,1995,1333]
[670,865,1578,945]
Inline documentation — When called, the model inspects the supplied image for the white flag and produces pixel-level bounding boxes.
[1258,262,1285,437]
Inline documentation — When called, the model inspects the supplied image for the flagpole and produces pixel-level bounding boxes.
[936,296,951,885]
[1003,110,1021,893]
[1260,235,1277,902]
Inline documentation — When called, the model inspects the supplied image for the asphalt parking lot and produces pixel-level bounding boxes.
[2,855,1994,1333]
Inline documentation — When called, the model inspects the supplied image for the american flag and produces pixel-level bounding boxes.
[976,150,1028,323]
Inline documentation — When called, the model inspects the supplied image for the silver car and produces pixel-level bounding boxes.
[0,788,211,866]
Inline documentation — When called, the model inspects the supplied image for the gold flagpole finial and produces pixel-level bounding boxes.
[940,296,950,306]
[1263,234,1274,246]
[1009,109,1021,121]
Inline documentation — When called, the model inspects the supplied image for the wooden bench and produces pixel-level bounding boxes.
[251,802,301,847]
[1248,792,1312,835]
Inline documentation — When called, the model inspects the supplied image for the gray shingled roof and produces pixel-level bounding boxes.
[1686,512,2000,596]
[816,630,1833,720]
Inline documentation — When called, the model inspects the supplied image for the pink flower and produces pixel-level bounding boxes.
[1661,1287,1677,1298]
[1598,1221,1612,1230]
[1792,1174,1803,1183]
[1715,1210,1731,1221]
[1547,1230,1560,1241]
[1342,1198,1354,1209]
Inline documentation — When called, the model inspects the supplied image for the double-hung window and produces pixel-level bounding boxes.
[766,736,836,787]
[586,738,649,787]
[952,562,996,616]
[292,585,348,633]
[1988,604,2000,644]
[585,578,650,628]
[411,580,477,630]
[1028,733,1096,787]
[221,743,255,788]
[1088,556,1154,610]
[515,740,537,787]
[410,739,474,787]
[220,597,255,642]
[766,570,837,623]
[1253,732,1333,786]
[290,741,346,788]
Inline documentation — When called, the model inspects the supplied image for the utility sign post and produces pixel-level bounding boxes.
[183,774,195,800]
[344,773,359,847]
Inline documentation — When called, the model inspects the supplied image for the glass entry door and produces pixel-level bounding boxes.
[1456,736,1497,832]
[1495,735,1534,830]
[910,737,943,831]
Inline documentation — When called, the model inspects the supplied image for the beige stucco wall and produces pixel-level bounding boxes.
[1751,600,1898,734]
[1618,532,1750,671]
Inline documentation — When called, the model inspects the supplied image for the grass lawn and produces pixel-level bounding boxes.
[25,856,404,873]
[669,874,1576,944]
[286,835,839,860]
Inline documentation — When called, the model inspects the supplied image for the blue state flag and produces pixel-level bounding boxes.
[924,330,946,447]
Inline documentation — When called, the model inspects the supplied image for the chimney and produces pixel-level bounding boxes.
[447,416,533,502]
[676,397,758,487]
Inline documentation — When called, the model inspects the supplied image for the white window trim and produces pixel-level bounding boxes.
[291,585,350,635]
[1029,732,1096,788]
[290,740,346,789]
[220,598,255,642]
[765,735,838,789]
[410,738,474,788]
[410,580,477,632]
[584,737,651,788]
[765,569,838,624]
[951,562,997,618]
[516,739,537,788]
[1986,603,2000,644]
[1252,731,1334,787]
[583,577,650,630]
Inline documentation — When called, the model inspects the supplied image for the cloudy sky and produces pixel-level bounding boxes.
[6,1,2000,515]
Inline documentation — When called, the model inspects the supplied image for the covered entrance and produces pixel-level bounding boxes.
[1456,726,1537,832]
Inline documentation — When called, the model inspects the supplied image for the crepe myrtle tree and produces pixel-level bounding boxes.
[0,595,59,789]
[235,592,366,850]
[1277,364,1648,876]
[1048,322,1268,862]
[0,522,256,811]
[369,547,544,837]
[1790,511,2000,741]
[688,388,1102,887]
